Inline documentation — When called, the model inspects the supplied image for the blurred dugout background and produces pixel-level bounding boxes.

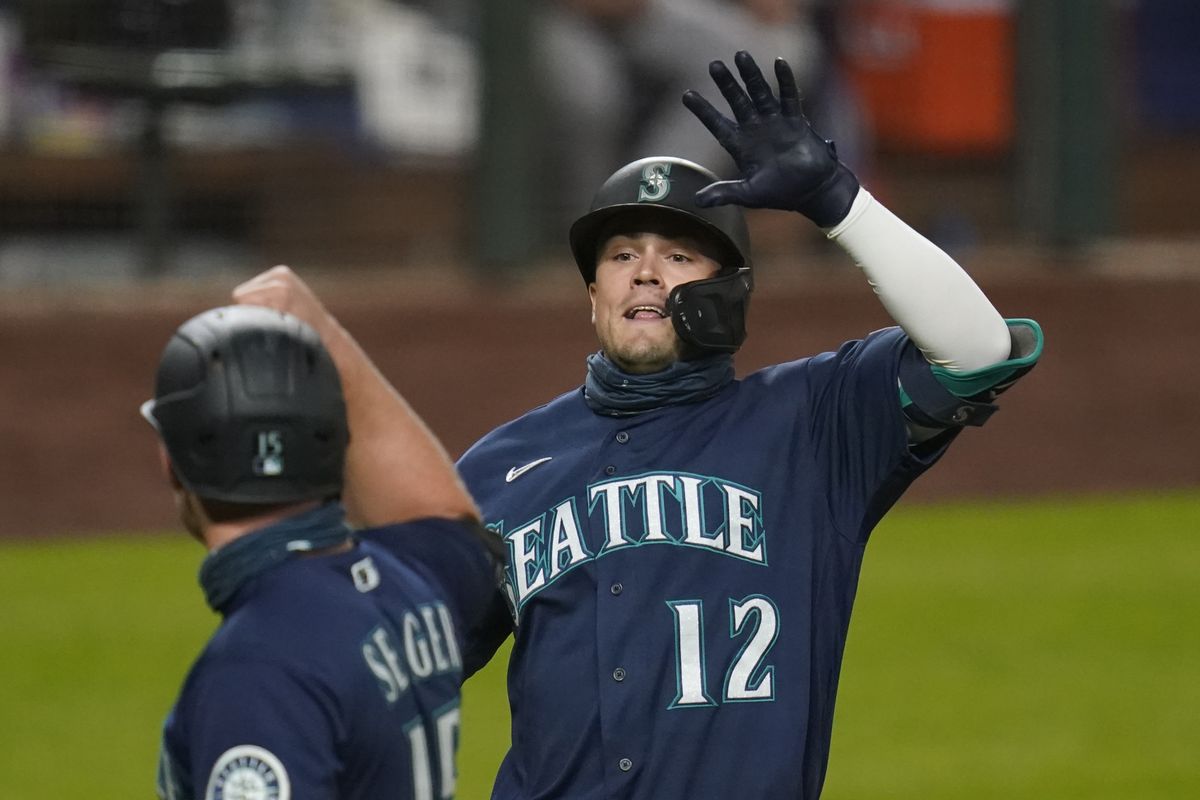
[2,0,1200,538]
[0,0,1196,285]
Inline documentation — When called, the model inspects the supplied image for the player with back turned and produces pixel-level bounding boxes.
[233,51,1042,798]
[143,305,503,800]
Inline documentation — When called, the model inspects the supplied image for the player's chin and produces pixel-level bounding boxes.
[607,334,681,374]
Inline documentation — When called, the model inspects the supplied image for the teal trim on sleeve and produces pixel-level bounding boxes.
[931,318,1043,398]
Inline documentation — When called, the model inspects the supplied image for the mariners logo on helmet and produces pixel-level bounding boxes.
[637,162,672,202]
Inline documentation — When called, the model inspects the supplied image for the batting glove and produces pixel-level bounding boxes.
[682,50,860,228]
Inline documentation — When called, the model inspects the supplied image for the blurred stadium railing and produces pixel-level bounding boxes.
[0,0,481,281]
[0,0,1197,285]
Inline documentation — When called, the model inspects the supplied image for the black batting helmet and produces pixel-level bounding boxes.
[141,305,348,505]
[568,156,754,353]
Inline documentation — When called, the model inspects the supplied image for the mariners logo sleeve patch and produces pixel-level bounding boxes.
[205,745,290,800]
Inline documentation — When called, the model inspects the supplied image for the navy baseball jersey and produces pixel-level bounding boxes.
[456,327,972,799]
[157,511,496,800]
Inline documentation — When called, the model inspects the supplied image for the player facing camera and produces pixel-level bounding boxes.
[141,304,349,536]
[570,156,754,365]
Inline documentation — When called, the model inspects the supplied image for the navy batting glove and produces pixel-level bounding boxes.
[682,50,860,228]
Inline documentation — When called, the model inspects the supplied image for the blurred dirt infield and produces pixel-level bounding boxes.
[2,252,1198,537]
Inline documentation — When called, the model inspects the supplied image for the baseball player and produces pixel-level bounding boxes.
[143,305,503,800]
[449,51,1040,798]
[232,51,1042,798]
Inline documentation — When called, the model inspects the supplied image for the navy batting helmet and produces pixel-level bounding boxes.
[141,305,348,505]
[568,156,753,353]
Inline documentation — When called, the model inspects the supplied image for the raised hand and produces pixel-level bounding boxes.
[682,50,860,227]
[232,265,337,341]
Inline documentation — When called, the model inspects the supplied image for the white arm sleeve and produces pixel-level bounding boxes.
[825,189,1011,372]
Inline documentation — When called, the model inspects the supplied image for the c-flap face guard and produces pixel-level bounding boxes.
[667,268,753,353]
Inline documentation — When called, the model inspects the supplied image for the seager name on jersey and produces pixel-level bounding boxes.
[362,602,462,704]
[494,471,766,615]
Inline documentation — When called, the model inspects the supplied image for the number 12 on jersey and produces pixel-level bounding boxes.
[667,595,779,708]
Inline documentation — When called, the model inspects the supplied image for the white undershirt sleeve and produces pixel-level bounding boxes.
[824,189,1011,372]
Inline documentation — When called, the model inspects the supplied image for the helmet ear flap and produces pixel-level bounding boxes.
[667,268,753,353]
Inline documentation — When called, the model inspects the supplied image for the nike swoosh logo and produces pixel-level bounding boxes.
[505,457,553,483]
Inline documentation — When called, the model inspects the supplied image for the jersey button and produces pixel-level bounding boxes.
[618,758,633,772]
[604,465,617,476]
[615,431,630,444]
[612,667,626,682]
[610,582,623,595]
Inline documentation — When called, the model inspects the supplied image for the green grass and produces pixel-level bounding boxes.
[0,535,216,795]
[1,491,1196,798]
[827,491,1200,799]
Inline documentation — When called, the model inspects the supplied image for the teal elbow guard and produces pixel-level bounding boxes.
[900,319,1043,428]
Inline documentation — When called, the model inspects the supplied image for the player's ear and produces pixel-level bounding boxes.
[588,283,598,324]
[158,444,183,491]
